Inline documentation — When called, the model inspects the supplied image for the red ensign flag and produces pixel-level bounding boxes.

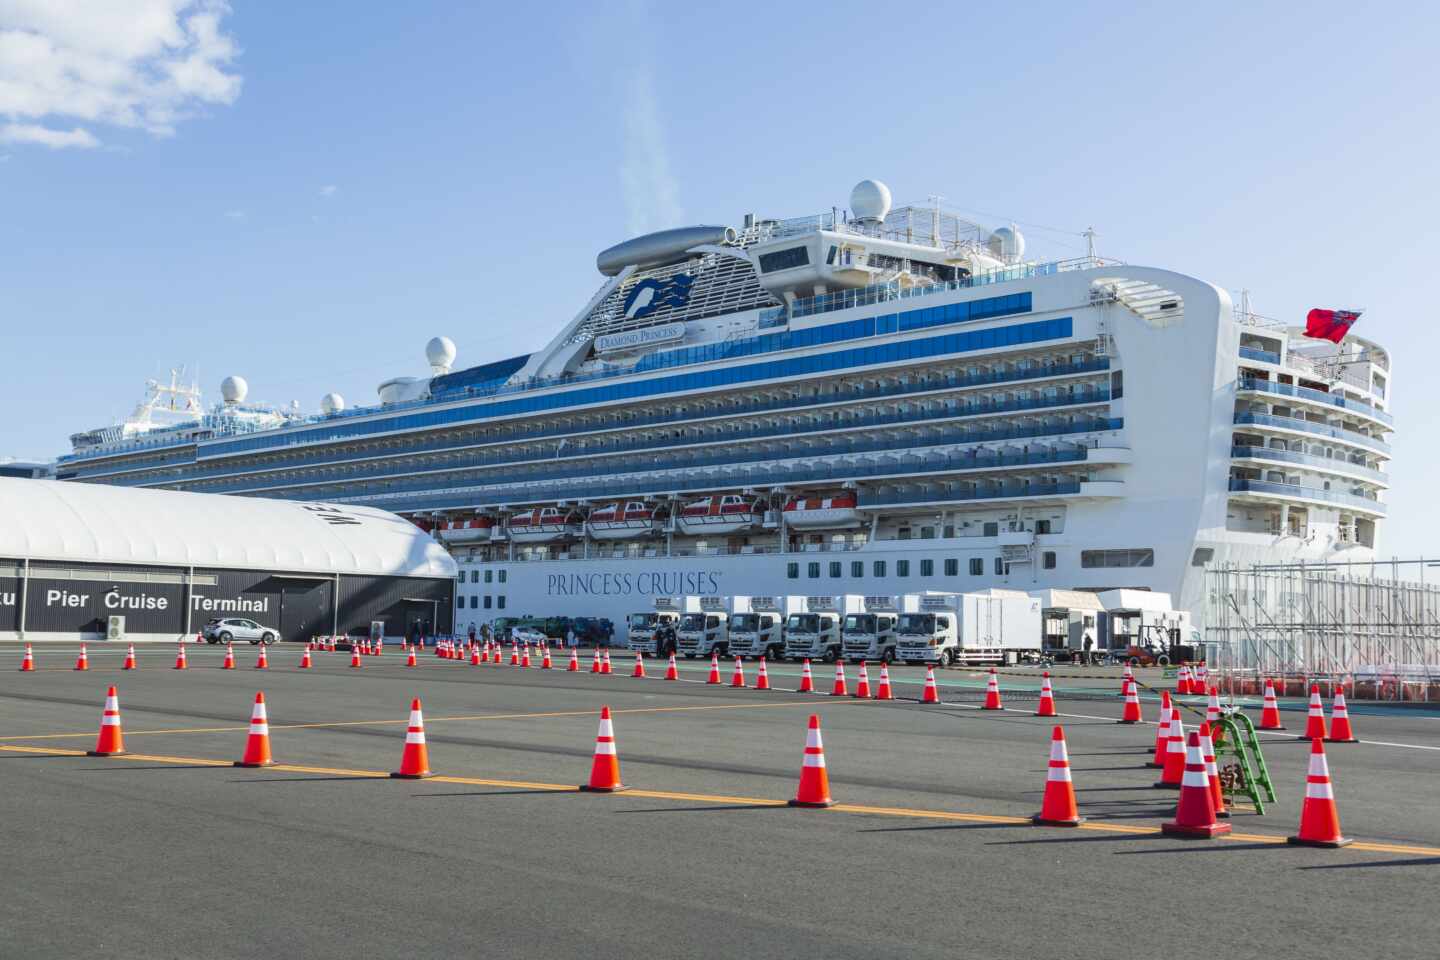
[1304,308,1360,343]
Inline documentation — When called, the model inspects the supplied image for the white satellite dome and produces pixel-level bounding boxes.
[989,225,1026,261]
[425,336,457,374]
[849,179,892,224]
[320,392,346,415]
[220,375,248,404]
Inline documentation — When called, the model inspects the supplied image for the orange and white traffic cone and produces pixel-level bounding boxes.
[1121,662,1134,694]
[19,643,34,672]
[601,650,612,675]
[491,642,502,664]
[299,645,313,669]
[788,714,834,808]
[854,662,872,699]
[221,642,235,669]
[1118,678,1142,723]
[730,657,746,688]
[195,632,204,644]
[1287,738,1351,847]
[1199,721,1227,818]
[579,705,625,792]
[470,644,481,666]
[1035,671,1057,717]
[406,644,417,667]
[982,668,1003,710]
[1327,691,1358,743]
[1161,731,1230,838]
[174,642,188,670]
[706,654,722,685]
[588,648,599,673]
[234,692,276,768]
[1155,708,1186,788]
[256,644,269,670]
[521,644,532,669]
[74,644,89,671]
[541,646,553,669]
[1302,684,1327,741]
[87,685,126,757]
[122,644,137,671]
[1032,726,1084,826]
[829,661,848,697]
[632,651,646,678]
[1206,686,1221,727]
[390,698,434,779]
[920,665,940,704]
[664,653,679,681]
[1259,679,1285,730]
[568,648,580,672]
[756,657,771,690]
[875,662,894,700]
[350,645,363,669]
[1148,691,1172,766]
[514,645,524,667]
[1176,664,1192,696]
[797,659,815,693]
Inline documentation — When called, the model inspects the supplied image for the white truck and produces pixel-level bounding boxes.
[782,595,861,662]
[895,589,1042,667]
[626,597,681,656]
[676,595,729,658]
[841,594,900,663]
[726,595,791,661]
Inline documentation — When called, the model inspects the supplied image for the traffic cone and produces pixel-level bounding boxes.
[1177,664,1192,695]
[1035,672,1057,717]
[579,705,625,792]
[1199,721,1227,818]
[756,657,771,690]
[1160,731,1230,838]
[829,661,848,697]
[74,643,89,671]
[853,662,872,699]
[87,685,126,757]
[256,644,269,669]
[1302,684,1327,741]
[920,665,940,704]
[589,648,599,673]
[1206,686,1221,727]
[1118,678,1142,723]
[1327,691,1358,743]
[797,659,815,693]
[788,714,834,808]
[664,653,678,681]
[234,692,276,768]
[541,647,553,669]
[521,643,532,669]
[706,654,721,685]
[299,646,313,669]
[1259,679,1285,729]
[374,638,383,656]
[1148,691,1172,766]
[471,644,482,666]
[1121,662,1134,694]
[632,651,647,678]
[221,642,235,669]
[390,698,434,779]
[122,644,137,671]
[982,668,1003,710]
[491,643,502,664]
[1287,738,1351,847]
[1155,708,1185,788]
[568,648,580,672]
[514,645,523,667]
[350,645,363,669]
[406,645,417,667]
[195,632,204,644]
[601,650,613,675]
[875,662,894,700]
[730,657,746,688]
[174,642,188,670]
[1032,726,1084,826]
[19,643,34,672]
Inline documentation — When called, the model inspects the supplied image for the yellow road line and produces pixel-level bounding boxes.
[3,742,1436,858]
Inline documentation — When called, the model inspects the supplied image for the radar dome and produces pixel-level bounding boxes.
[320,392,346,415]
[220,375,248,404]
[850,179,892,223]
[426,336,456,374]
[989,225,1026,261]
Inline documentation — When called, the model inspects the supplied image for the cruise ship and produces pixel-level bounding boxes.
[53,179,1393,637]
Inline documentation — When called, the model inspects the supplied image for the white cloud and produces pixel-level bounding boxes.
[617,2,681,235]
[319,184,337,197]
[0,0,242,149]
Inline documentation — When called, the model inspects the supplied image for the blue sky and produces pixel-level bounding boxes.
[2,1,1437,556]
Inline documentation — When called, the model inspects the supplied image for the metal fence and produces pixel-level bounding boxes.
[1204,559,1440,702]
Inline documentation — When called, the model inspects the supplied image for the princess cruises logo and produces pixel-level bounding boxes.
[622,273,694,320]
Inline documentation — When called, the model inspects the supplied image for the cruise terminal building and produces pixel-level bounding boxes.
[0,479,456,642]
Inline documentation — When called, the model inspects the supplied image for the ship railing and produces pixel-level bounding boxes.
[1232,412,1390,454]
[1230,445,1387,484]
[1237,378,1392,426]
[1227,478,1387,514]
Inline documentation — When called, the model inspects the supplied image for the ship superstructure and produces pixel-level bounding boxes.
[55,180,1393,632]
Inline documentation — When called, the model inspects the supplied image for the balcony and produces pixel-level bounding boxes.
[1233,413,1390,455]
[1228,478,1386,515]
[1237,378,1392,427]
[1230,445,1387,486]
[1239,346,1281,365]
[856,479,1123,508]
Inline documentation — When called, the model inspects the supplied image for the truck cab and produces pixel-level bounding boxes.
[677,596,729,658]
[896,590,1041,667]
[895,595,959,666]
[726,596,785,661]
[627,597,680,656]
[842,595,899,663]
[783,596,844,662]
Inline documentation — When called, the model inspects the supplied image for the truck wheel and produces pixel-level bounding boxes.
[822,648,838,663]
[1156,654,1171,667]
[939,650,953,668]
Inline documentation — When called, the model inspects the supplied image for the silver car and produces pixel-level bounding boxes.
[202,617,280,645]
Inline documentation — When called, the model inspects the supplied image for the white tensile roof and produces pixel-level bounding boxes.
[0,479,455,578]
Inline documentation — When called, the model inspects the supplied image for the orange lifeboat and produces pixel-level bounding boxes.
[675,495,764,536]
[436,517,495,543]
[783,493,862,529]
[507,507,583,542]
[586,501,659,540]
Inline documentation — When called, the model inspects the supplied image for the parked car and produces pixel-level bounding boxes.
[512,626,548,645]
[202,617,280,645]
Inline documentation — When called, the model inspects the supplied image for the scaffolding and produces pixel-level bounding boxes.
[1204,559,1440,702]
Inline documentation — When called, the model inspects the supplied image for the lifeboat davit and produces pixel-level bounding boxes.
[436,517,495,543]
[586,501,660,540]
[783,493,862,529]
[674,495,764,536]
[507,507,583,542]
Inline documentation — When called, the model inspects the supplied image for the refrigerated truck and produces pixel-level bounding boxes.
[895,589,1041,667]
[841,595,900,663]
[627,597,681,656]
[677,595,729,658]
[726,595,792,661]
[783,595,863,662]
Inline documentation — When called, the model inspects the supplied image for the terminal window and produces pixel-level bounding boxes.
[1043,551,1057,569]
[497,596,506,609]
[969,558,983,575]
